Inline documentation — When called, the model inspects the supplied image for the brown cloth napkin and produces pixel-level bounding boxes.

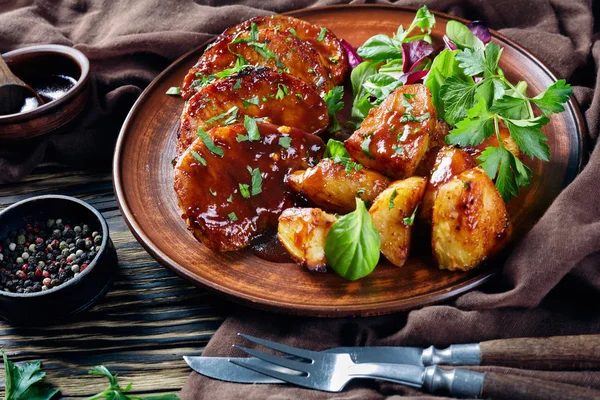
[2,0,599,398]
[178,1,600,399]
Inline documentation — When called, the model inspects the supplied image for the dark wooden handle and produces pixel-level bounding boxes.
[481,372,600,400]
[480,335,600,370]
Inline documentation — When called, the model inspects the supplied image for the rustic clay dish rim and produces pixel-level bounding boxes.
[0,44,90,122]
[113,4,585,316]
[0,194,110,298]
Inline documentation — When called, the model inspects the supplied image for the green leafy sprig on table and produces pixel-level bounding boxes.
[350,6,436,121]
[424,20,572,201]
[1,353,179,400]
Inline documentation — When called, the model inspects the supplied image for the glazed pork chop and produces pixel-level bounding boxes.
[181,29,333,99]
[223,15,348,85]
[178,66,329,154]
[174,122,324,252]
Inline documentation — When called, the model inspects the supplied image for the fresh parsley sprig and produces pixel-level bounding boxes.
[430,20,572,201]
[86,366,179,400]
[324,86,344,132]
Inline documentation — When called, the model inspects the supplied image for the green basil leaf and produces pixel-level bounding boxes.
[350,61,378,120]
[324,198,380,281]
[357,34,403,61]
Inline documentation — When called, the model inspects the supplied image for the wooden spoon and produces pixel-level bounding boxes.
[0,54,45,115]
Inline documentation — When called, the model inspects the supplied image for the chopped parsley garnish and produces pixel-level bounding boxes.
[190,150,207,166]
[209,189,217,196]
[324,86,344,133]
[361,135,374,159]
[276,83,288,100]
[278,136,292,149]
[247,166,263,196]
[197,127,224,157]
[227,194,234,203]
[324,139,364,172]
[237,115,261,142]
[403,204,420,226]
[295,93,304,100]
[329,56,339,64]
[228,212,238,221]
[242,96,260,108]
[205,106,239,125]
[317,27,327,42]
[250,22,259,41]
[233,79,242,89]
[400,112,430,123]
[356,188,366,196]
[239,183,251,198]
[392,144,404,154]
[274,24,281,35]
[388,189,398,210]
[166,86,181,95]
[287,27,297,36]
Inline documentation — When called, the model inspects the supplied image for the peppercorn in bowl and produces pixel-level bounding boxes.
[0,195,117,325]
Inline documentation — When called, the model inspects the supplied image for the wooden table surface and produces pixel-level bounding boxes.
[0,162,227,398]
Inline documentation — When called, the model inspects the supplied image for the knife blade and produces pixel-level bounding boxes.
[184,344,480,384]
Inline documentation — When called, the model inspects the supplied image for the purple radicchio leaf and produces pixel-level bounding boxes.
[443,35,457,50]
[399,69,429,85]
[401,40,434,73]
[466,21,491,44]
[340,39,363,70]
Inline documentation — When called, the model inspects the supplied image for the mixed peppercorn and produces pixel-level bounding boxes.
[0,218,103,293]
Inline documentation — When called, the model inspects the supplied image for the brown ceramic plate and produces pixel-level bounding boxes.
[113,5,584,317]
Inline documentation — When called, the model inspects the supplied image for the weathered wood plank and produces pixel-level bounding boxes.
[0,164,226,398]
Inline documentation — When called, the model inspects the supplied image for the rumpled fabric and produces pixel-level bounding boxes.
[2,0,599,398]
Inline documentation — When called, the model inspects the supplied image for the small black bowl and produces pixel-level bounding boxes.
[0,195,117,325]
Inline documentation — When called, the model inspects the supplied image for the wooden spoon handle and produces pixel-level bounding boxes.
[481,372,600,400]
[480,335,600,370]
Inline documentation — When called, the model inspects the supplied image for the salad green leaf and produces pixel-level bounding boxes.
[446,20,484,50]
[324,198,380,281]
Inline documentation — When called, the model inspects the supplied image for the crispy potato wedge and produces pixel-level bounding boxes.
[181,30,333,99]
[286,159,391,214]
[369,177,426,267]
[414,119,452,176]
[224,15,348,85]
[420,146,476,222]
[178,67,329,154]
[278,207,337,272]
[432,167,511,271]
[174,122,324,252]
[345,84,436,179]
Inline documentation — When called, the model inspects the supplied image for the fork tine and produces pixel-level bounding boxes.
[238,333,315,360]
[229,359,310,388]
[233,345,311,373]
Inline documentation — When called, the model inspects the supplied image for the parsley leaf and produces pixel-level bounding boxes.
[403,204,420,226]
[3,353,59,400]
[89,365,180,400]
[317,27,327,42]
[445,98,494,146]
[247,166,262,196]
[205,106,239,125]
[165,87,181,96]
[456,47,486,76]
[478,145,531,201]
[324,86,344,132]
[197,127,224,157]
[278,136,292,149]
[239,183,251,198]
[531,79,572,116]
[323,139,363,172]
[439,75,478,125]
[228,212,238,221]
[242,96,260,108]
[190,150,207,166]
[388,188,397,210]
[275,83,288,100]
[503,115,551,161]
[490,95,529,119]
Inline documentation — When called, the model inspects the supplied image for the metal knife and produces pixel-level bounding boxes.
[185,335,600,384]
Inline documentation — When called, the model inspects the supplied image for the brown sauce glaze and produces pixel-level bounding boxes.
[174,122,324,252]
[250,230,293,263]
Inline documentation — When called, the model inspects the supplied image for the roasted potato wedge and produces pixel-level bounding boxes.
[224,15,348,85]
[277,207,337,272]
[369,177,426,267]
[414,119,452,176]
[420,146,476,222]
[345,84,436,179]
[174,122,324,252]
[181,30,333,99]
[286,159,391,214]
[432,167,511,271]
[178,67,329,154]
